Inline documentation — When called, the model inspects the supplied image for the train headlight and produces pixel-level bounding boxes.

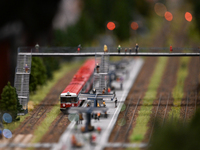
[63,104,66,107]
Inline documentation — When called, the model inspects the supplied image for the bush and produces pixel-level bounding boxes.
[0,82,21,121]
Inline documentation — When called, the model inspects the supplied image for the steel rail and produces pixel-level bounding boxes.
[148,94,162,144]
[122,95,141,144]
[183,93,189,125]
[112,96,134,142]
[162,93,170,126]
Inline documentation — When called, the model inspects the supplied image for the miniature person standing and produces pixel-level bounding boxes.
[120,77,123,90]
[77,44,81,53]
[117,45,121,53]
[125,48,127,54]
[115,97,118,108]
[79,113,83,124]
[97,112,101,120]
[107,87,111,93]
[96,63,100,73]
[135,43,139,54]
[24,64,29,73]
[93,88,96,94]
[129,48,132,53]
[104,45,108,53]
[170,45,173,52]
[103,100,106,107]
[102,88,106,94]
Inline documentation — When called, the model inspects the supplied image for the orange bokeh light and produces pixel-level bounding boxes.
[107,22,116,30]
[165,11,173,21]
[131,22,139,30]
[185,12,192,22]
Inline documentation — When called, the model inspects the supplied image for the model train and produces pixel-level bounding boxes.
[60,59,95,113]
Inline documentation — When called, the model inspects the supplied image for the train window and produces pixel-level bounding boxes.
[61,97,77,103]
[61,97,71,103]
[71,97,77,103]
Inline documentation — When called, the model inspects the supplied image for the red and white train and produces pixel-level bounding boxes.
[60,59,95,112]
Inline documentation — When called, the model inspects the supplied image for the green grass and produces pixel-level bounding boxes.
[168,57,190,120]
[31,103,61,143]
[129,57,168,142]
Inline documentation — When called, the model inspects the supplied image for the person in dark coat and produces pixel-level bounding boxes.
[115,97,118,108]
[135,43,139,54]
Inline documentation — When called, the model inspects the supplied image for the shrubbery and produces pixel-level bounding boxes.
[149,109,200,150]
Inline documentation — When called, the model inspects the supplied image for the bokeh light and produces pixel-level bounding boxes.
[3,129,12,139]
[185,12,192,22]
[107,22,116,30]
[118,118,126,126]
[131,22,139,30]
[154,3,167,17]
[3,113,12,123]
[68,113,79,122]
[165,11,173,21]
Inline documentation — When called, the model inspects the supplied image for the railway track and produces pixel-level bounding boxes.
[111,95,141,144]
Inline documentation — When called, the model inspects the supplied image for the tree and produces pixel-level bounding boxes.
[29,57,47,92]
[0,82,18,120]
[42,57,60,80]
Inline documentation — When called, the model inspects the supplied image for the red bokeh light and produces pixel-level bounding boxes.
[185,12,192,22]
[165,11,173,21]
[131,22,139,30]
[107,22,116,30]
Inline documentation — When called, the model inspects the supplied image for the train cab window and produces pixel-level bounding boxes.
[61,97,77,103]
[60,97,71,103]
[71,97,77,103]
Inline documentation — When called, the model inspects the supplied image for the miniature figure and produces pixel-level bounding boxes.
[170,45,173,52]
[97,112,101,120]
[35,43,39,52]
[71,134,82,147]
[107,87,111,93]
[79,113,83,124]
[102,88,106,94]
[97,126,101,134]
[125,48,127,54]
[104,45,108,53]
[129,48,132,53]
[93,88,96,94]
[24,64,29,73]
[135,43,139,53]
[96,63,100,73]
[77,44,81,53]
[103,100,106,107]
[120,77,123,90]
[117,45,121,53]
[115,97,118,108]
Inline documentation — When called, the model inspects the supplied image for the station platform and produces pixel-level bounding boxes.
[52,58,144,150]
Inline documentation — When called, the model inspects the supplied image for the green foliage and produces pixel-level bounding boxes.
[149,109,200,150]
[0,82,18,120]
[42,57,60,80]
[29,57,47,92]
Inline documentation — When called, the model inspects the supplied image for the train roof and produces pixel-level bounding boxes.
[61,59,95,95]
